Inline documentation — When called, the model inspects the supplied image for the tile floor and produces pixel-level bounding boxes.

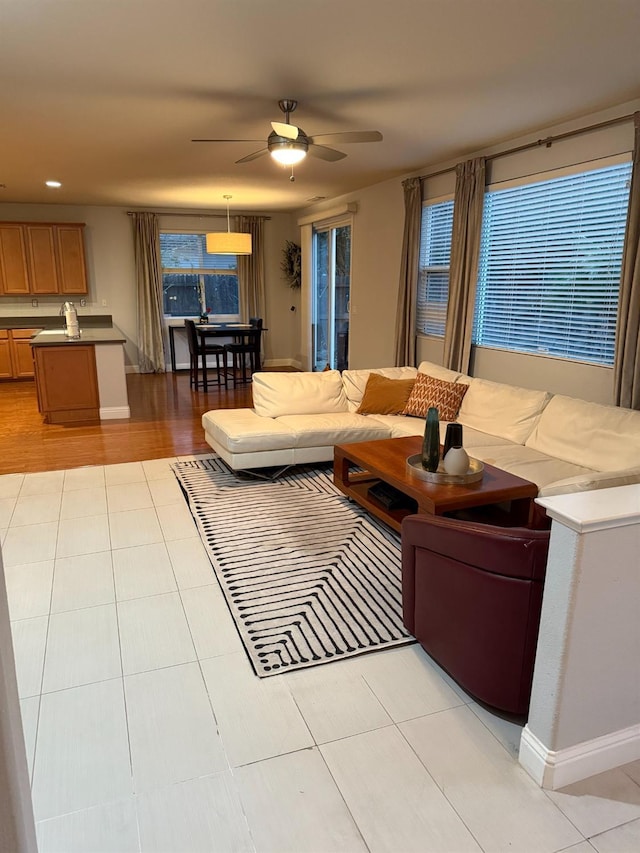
[1,456,640,852]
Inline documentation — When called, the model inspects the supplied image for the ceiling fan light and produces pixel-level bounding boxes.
[270,146,307,166]
[206,231,252,255]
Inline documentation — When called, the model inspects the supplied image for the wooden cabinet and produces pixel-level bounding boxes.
[0,225,30,295]
[33,344,99,423]
[0,329,41,379]
[56,225,88,294]
[0,222,88,295]
[25,225,59,294]
[0,331,11,378]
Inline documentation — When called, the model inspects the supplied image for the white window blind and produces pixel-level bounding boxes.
[159,233,237,273]
[416,199,454,337]
[473,161,632,365]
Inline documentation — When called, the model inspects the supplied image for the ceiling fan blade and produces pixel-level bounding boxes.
[192,138,263,143]
[235,148,269,164]
[271,122,299,140]
[308,144,347,162]
[307,130,383,145]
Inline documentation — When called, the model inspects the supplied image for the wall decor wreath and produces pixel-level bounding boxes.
[280,240,301,289]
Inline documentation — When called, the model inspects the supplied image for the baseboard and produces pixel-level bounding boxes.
[263,358,302,370]
[520,723,640,789]
[99,405,131,420]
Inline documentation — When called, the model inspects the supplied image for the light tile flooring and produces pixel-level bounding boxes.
[1,456,640,852]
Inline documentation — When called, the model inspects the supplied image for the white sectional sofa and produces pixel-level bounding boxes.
[202,362,640,498]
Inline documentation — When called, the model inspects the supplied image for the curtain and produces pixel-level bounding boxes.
[614,112,640,409]
[394,177,422,366]
[132,212,165,373]
[443,157,486,374]
[237,216,265,322]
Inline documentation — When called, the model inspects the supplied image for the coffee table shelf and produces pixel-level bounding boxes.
[334,436,538,533]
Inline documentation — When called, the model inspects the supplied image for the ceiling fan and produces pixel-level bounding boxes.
[192,99,383,166]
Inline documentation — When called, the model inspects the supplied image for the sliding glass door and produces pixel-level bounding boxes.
[312,222,351,371]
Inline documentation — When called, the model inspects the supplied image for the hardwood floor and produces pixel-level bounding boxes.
[0,372,254,474]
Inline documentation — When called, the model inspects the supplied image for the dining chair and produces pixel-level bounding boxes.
[224,317,263,384]
[184,319,226,390]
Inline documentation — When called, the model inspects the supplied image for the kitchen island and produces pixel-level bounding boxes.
[30,325,130,424]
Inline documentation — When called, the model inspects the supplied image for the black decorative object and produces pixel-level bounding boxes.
[421,406,440,472]
[443,422,463,459]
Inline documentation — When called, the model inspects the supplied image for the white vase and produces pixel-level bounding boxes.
[443,446,470,476]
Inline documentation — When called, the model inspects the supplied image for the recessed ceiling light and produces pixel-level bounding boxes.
[45,180,62,188]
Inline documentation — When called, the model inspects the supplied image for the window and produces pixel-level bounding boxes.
[473,161,632,365]
[416,199,454,337]
[159,232,239,319]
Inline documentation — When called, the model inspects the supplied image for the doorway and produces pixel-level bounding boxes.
[312,222,351,371]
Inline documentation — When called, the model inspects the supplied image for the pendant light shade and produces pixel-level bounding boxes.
[206,195,252,255]
[205,231,252,254]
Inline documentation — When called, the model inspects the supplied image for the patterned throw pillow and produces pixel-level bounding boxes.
[357,373,416,415]
[402,373,469,420]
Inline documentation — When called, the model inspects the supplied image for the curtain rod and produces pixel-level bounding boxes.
[126,210,271,220]
[419,111,636,182]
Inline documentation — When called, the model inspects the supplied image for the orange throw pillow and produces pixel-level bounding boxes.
[357,373,416,415]
[402,373,469,420]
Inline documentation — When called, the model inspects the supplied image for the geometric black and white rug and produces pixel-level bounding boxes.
[172,457,414,677]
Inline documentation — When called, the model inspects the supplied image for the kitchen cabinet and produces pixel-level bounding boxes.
[0,222,88,295]
[25,225,59,294]
[0,329,41,379]
[33,344,99,423]
[55,225,88,294]
[0,332,11,378]
[0,225,30,295]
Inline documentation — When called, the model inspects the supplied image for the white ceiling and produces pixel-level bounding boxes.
[1,0,639,212]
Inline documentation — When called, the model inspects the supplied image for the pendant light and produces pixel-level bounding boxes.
[206,195,252,255]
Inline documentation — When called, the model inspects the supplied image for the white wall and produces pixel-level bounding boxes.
[296,97,640,402]
[0,204,298,370]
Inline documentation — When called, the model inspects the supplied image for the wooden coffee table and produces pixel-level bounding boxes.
[333,436,538,533]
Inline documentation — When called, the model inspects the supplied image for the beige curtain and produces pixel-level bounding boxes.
[443,157,486,373]
[237,216,265,322]
[132,212,165,373]
[394,177,422,366]
[614,112,640,410]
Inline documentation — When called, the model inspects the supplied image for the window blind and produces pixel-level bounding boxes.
[473,161,632,365]
[159,233,237,272]
[416,199,454,337]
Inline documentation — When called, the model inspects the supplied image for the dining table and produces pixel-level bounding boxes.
[167,322,260,373]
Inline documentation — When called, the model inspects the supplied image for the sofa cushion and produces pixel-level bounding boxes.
[525,394,640,471]
[402,373,469,420]
[417,361,462,383]
[202,409,294,453]
[471,444,592,491]
[538,466,640,497]
[457,378,551,445]
[276,413,391,448]
[202,409,297,453]
[342,366,418,411]
[357,373,416,415]
[252,370,348,418]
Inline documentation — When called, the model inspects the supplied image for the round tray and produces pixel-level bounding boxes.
[406,454,484,484]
